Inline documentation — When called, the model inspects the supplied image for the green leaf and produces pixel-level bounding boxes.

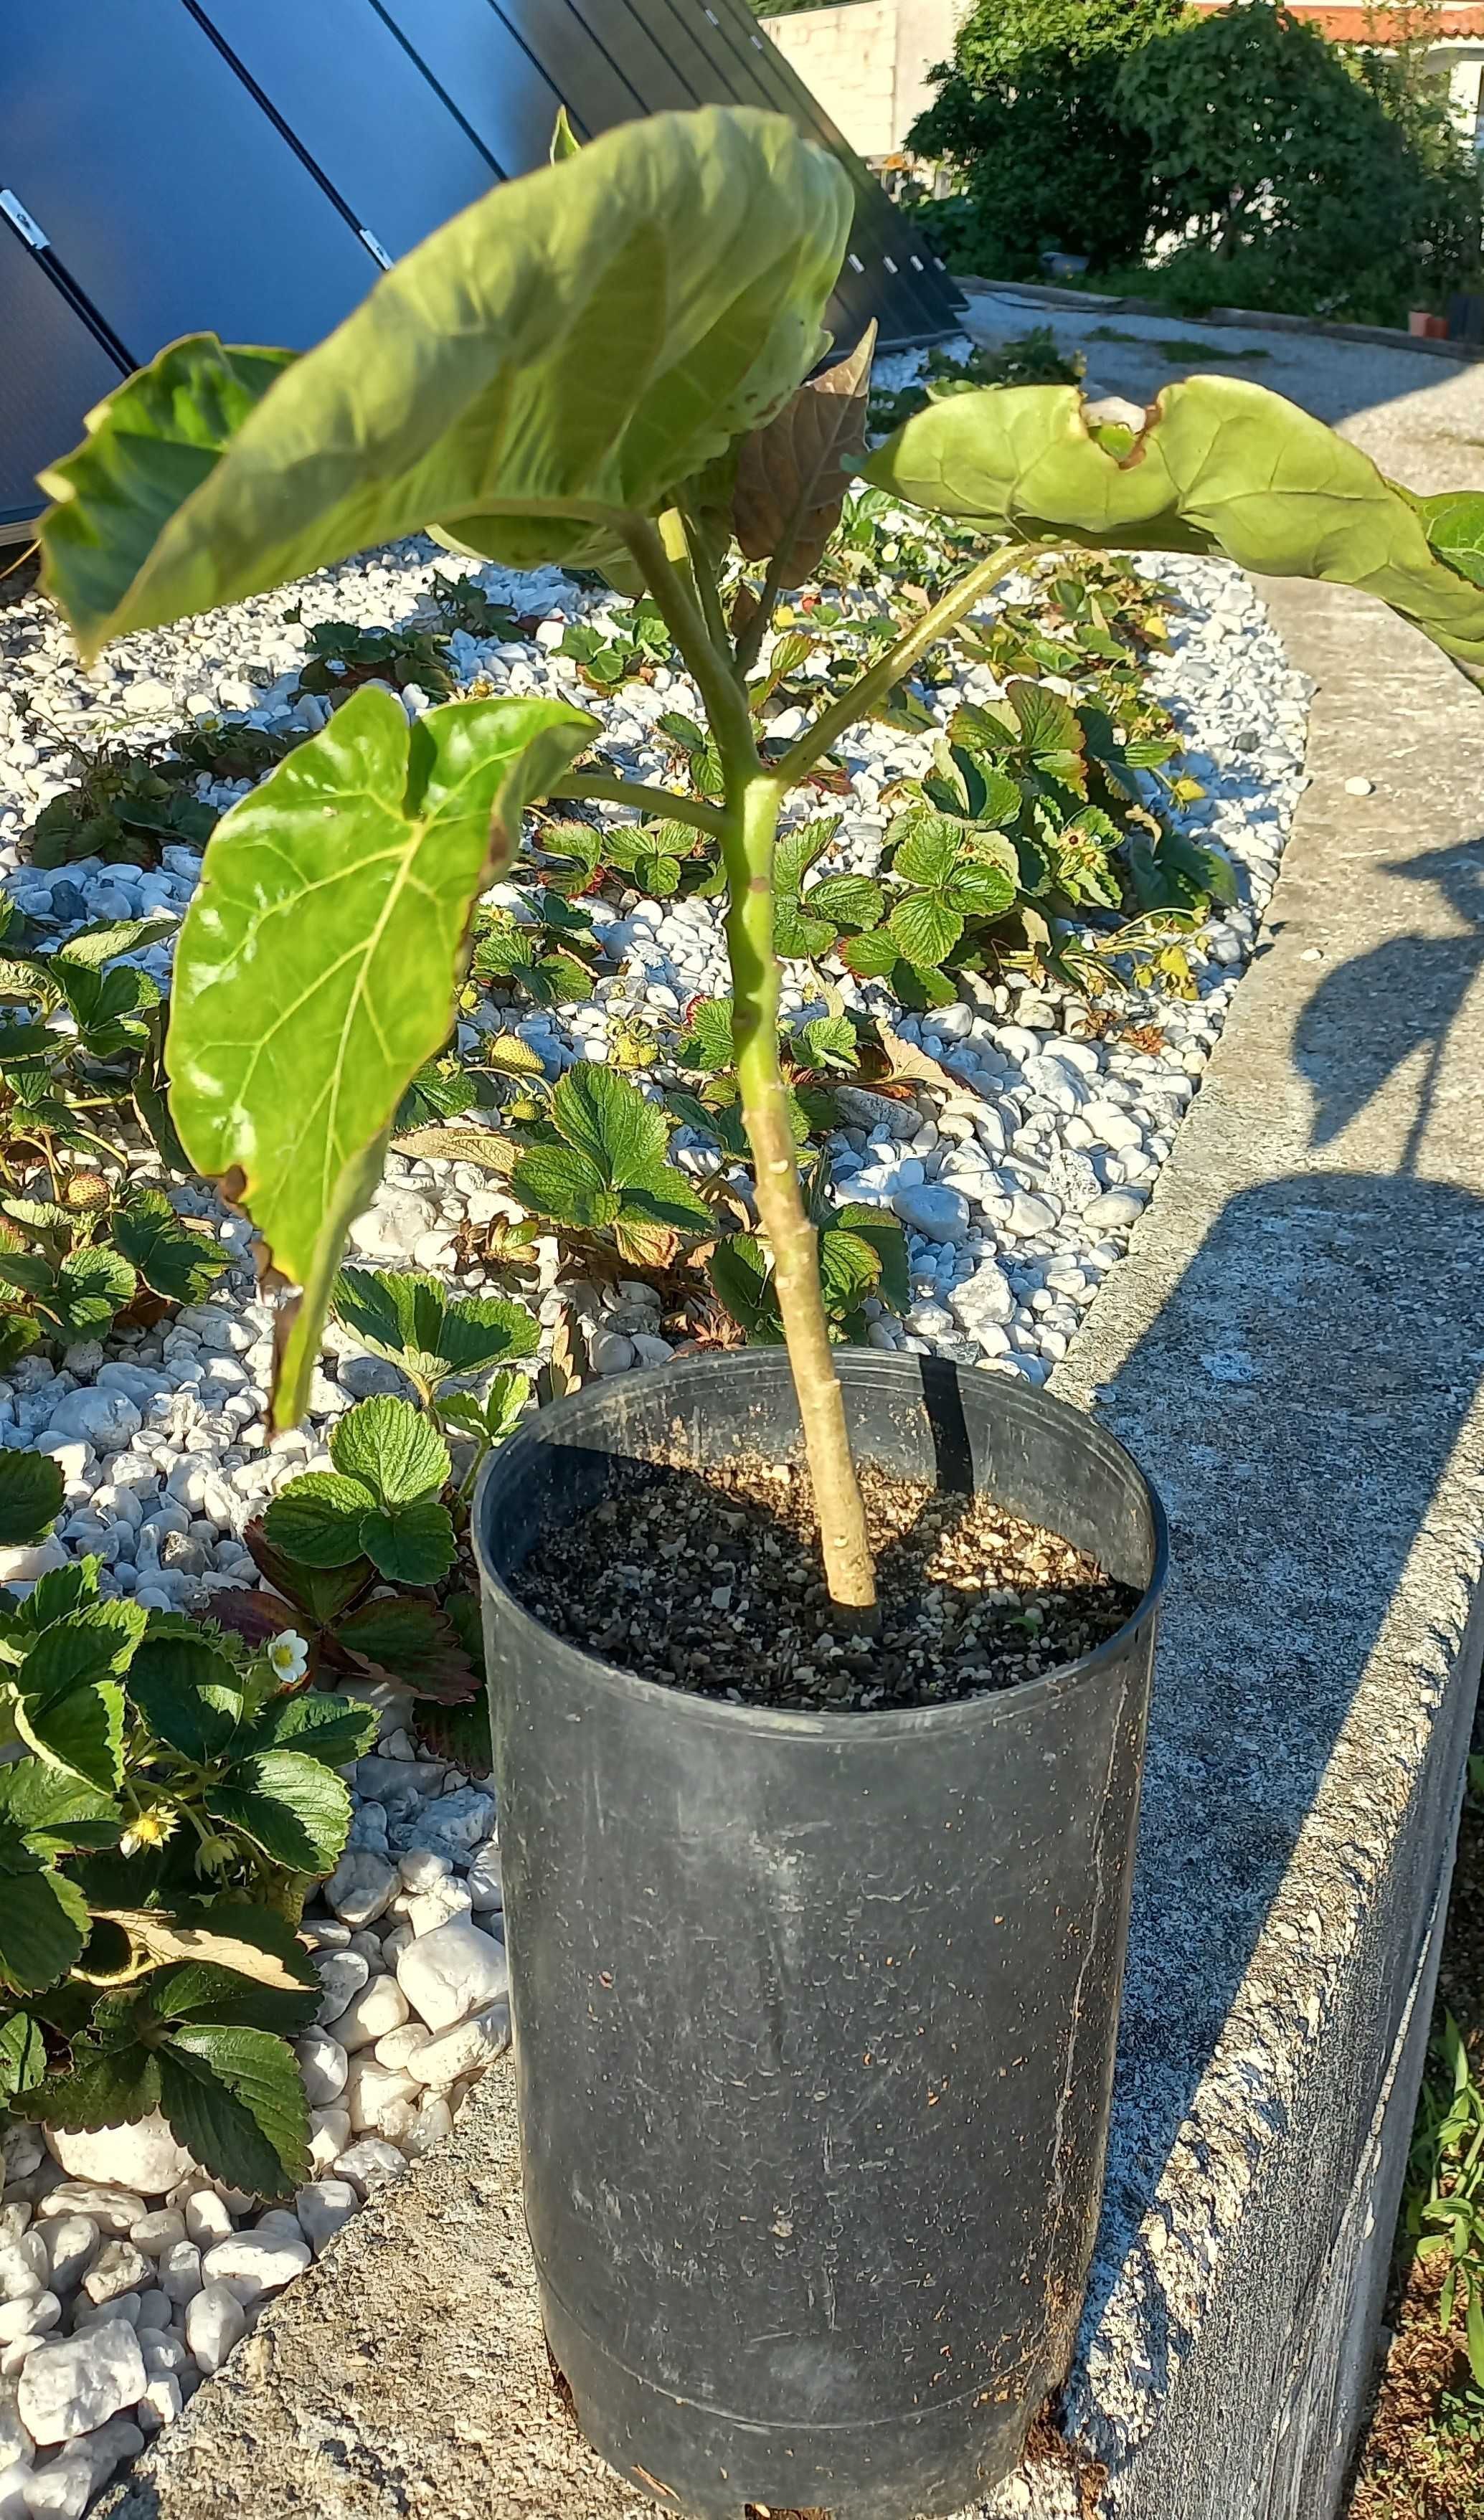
[54,916,176,970]
[36,338,296,658]
[206,1750,351,1872]
[864,379,1484,691]
[731,320,876,588]
[262,1472,377,1569]
[329,1396,449,1508]
[31,2040,161,2128]
[839,926,904,981]
[1419,491,1484,591]
[0,2010,47,2101]
[510,1140,618,1231]
[331,1269,537,1398]
[891,811,963,892]
[0,1763,123,1856]
[158,2024,309,2197]
[244,1690,381,1765]
[0,1450,65,1548]
[549,103,582,164]
[888,893,964,969]
[796,1013,859,1071]
[818,1226,882,1315]
[52,1246,137,1343]
[706,1234,783,1342]
[41,111,851,651]
[356,1495,458,1587]
[0,1819,91,1994]
[949,850,1019,919]
[332,1598,477,1701]
[804,873,884,931]
[112,1193,227,1304]
[126,1634,244,1763]
[835,1208,910,1315]
[13,1674,125,1794]
[676,998,736,1073]
[166,686,596,1428]
[551,1065,668,1185]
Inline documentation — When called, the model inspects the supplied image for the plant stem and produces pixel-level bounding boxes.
[547,773,726,839]
[772,540,1049,787]
[732,551,792,679]
[625,510,879,1620]
[724,772,878,1619]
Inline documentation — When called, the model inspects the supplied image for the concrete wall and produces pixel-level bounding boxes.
[760,0,965,161]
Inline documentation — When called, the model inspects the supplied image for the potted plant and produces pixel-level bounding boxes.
[37,105,1484,2514]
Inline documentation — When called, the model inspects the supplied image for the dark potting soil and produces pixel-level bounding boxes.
[510,1454,1138,1714]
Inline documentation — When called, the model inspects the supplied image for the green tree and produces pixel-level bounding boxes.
[1112,1,1482,323]
[909,0,1186,278]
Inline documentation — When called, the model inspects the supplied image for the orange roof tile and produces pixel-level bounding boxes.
[1190,1,1484,32]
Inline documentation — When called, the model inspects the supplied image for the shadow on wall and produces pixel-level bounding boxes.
[1067,863,1484,2492]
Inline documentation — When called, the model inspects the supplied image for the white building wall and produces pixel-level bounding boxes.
[760,0,965,161]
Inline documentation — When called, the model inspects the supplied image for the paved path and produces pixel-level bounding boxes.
[962,286,1484,494]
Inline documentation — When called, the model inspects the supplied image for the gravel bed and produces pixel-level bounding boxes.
[0,516,1310,2511]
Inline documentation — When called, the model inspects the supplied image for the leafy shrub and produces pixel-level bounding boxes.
[1112,1,1483,327]
[0,1457,378,2194]
[910,0,1186,278]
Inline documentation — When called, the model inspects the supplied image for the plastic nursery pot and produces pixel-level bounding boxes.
[474,1350,1167,2520]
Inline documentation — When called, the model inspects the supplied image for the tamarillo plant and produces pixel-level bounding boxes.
[34,106,1484,1621]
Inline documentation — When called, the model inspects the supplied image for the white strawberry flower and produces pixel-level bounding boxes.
[267,1630,311,1686]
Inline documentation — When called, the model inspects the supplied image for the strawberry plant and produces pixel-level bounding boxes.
[293,617,455,701]
[36,103,1484,1621]
[507,1065,715,1270]
[0,1507,378,2196]
[558,596,674,691]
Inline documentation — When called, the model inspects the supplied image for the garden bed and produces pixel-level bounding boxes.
[0,509,1308,2514]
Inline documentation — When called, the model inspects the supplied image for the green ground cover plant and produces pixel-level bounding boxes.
[0,1444,378,2196]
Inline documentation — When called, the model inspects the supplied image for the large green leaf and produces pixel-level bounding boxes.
[864,378,1484,689]
[40,110,851,654]
[0,1450,64,1548]
[158,2023,310,2197]
[166,686,595,1426]
[13,1674,125,1794]
[31,2040,162,2128]
[206,1750,351,1873]
[37,339,295,658]
[0,1820,90,1994]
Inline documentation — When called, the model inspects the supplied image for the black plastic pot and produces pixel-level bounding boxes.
[475,1350,1166,2519]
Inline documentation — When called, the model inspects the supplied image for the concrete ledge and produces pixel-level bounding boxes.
[954,278,1484,363]
[103,580,1484,2520]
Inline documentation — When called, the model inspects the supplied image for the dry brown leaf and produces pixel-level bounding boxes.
[732,322,877,589]
[96,1911,311,1991]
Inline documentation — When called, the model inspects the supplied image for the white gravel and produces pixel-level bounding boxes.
[0,516,1310,2509]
